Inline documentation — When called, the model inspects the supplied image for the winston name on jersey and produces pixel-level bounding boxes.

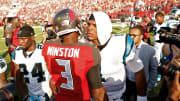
[42,40,100,101]
[12,44,52,99]
[46,47,80,58]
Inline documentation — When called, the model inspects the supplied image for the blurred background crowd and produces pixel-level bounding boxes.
[0,0,179,25]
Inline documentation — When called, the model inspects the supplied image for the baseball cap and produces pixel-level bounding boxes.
[17,25,35,37]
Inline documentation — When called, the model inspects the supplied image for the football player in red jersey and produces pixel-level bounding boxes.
[42,9,108,101]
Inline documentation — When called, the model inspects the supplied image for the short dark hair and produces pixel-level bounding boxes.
[45,24,53,30]
[155,12,164,18]
[130,25,145,35]
[89,14,95,20]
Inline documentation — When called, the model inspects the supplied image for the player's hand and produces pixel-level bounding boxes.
[50,78,60,95]
[166,71,180,101]
[9,44,16,50]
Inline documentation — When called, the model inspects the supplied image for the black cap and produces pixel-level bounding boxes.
[17,25,35,37]
[89,14,95,20]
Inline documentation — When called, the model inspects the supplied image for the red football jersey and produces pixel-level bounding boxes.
[42,41,100,101]
[9,27,20,79]
[12,27,20,47]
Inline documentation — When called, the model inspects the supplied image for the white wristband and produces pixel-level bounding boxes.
[137,96,147,101]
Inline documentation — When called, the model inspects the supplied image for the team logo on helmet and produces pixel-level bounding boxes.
[68,10,77,24]
[53,9,81,36]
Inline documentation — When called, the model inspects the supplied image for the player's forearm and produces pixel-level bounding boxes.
[15,80,27,98]
[165,96,178,101]
[103,92,109,101]
[5,38,16,49]
[9,44,16,49]
[0,81,7,88]
[166,71,180,101]
[135,69,147,96]
[14,67,28,98]
[0,73,8,88]
[91,87,108,101]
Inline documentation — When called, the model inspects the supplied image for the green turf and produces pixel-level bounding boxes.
[112,26,129,34]
[0,27,10,78]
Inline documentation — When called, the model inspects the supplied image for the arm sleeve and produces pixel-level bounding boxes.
[87,64,103,89]
[87,46,103,89]
[42,44,48,64]
[147,49,158,92]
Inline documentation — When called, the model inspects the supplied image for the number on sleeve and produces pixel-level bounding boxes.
[55,59,74,90]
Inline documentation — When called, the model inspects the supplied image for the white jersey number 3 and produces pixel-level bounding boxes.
[55,59,74,90]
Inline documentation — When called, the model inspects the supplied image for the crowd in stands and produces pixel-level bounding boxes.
[0,0,179,25]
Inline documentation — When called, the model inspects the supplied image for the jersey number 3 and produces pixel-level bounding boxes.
[56,59,74,90]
